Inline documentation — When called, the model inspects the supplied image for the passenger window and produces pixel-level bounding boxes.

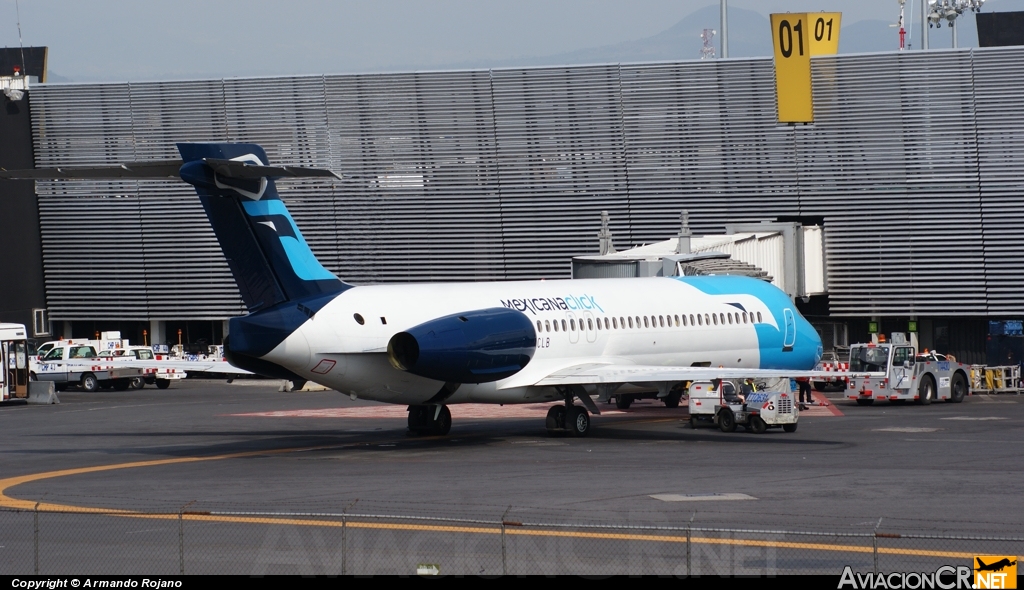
[742,312,748,324]
[728,314,733,325]
[690,314,695,326]
[635,316,641,328]
[561,320,567,331]
[536,321,542,332]
[697,314,703,326]
[570,319,576,331]
[659,315,665,327]
[545,320,551,332]
[628,317,634,329]
[612,317,618,329]
[643,316,649,328]
[720,313,725,325]
[587,318,593,330]
[682,315,687,326]
[604,318,610,330]
[757,312,762,323]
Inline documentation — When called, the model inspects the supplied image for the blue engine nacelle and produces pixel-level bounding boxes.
[387,308,537,384]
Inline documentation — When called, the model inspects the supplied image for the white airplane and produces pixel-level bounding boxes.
[3,143,826,436]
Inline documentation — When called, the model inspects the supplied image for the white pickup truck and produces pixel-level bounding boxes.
[31,344,144,392]
[96,346,187,389]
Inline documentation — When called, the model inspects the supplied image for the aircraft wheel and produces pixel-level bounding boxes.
[663,391,682,408]
[718,409,737,433]
[432,405,452,436]
[949,373,967,403]
[916,375,935,405]
[783,423,798,433]
[545,405,566,432]
[855,398,874,406]
[750,415,768,434]
[566,405,590,437]
[407,405,430,434]
[615,395,632,409]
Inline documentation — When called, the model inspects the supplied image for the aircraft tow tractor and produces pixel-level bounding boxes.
[687,380,799,434]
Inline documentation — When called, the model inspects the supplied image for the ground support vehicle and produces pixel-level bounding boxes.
[812,351,849,391]
[97,346,188,389]
[1,323,29,401]
[31,344,144,392]
[687,381,799,434]
[610,382,686,409]
[846,343,970,405]
[969,364,1023,394]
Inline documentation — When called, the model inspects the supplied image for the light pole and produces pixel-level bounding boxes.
[720,0,728,58]
[925,0,986,49]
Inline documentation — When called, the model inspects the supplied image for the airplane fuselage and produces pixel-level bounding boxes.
[254,274,823,405]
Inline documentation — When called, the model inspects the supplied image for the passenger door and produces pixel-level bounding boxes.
[582,311,598,343]
[566,312,580,344]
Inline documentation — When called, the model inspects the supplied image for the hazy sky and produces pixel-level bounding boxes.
[0,0,1002,81]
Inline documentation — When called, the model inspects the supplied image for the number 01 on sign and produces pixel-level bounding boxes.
[771,13,841,123]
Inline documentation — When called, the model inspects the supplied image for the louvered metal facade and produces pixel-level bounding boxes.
[28,47,1024,323]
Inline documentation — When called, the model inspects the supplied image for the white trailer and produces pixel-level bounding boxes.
[846,342,970,405]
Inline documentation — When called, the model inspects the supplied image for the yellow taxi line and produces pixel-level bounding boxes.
[0,448,991,561]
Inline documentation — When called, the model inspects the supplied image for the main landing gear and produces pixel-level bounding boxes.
[407,404,452,436]
[545,389,592,437]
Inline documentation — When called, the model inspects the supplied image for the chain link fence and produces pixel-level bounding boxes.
[1,507,1020,576]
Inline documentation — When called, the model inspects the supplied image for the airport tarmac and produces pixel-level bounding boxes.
[2,379,1022,538]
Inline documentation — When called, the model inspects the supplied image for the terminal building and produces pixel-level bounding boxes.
[2,45,1024,365]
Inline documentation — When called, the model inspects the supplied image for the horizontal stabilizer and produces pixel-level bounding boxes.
[202,158,342,180]
[0,159,340,181]
[0,161,183,179]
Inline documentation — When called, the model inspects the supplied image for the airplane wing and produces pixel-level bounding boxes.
[514,361,876,388]
[71,358,254,376]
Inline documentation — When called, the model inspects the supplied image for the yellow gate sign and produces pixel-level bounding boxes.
[771,12,841,123]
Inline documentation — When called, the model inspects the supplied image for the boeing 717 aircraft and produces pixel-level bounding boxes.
[2,143,825,436]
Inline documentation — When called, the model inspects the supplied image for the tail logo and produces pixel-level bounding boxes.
[213,154,268,200]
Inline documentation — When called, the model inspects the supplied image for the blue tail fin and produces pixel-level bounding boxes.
[176,143,350,312]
